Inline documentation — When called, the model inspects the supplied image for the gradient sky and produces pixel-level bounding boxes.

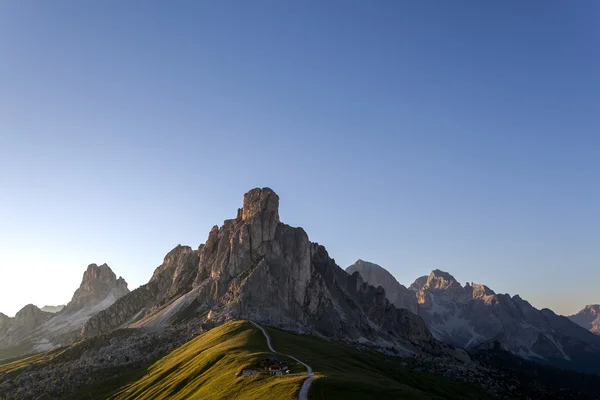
[1,1,598,317]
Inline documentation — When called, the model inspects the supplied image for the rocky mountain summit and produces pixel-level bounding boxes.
[0,264,129,359]
[569,305,600,335]
[353,263,600,374]
[85,188,437,354]
[346,260,417,313]
[64,264,129,313]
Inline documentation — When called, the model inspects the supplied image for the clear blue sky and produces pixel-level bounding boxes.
[1,1,598,317]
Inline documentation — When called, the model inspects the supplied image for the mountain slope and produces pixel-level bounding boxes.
[0,264,129,359]
[47,321,492,400]
[5,320,598,400]
[85,188,437,354]
[346,260,417,313]
[569,305,600,335]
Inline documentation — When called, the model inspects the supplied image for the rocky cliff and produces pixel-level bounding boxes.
[568,305,600,335]
[346,260,417,313]
[84,188,438,353]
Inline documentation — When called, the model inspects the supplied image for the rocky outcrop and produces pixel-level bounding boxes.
[83,246,199,337]
[346,260,418,313]
[568,305,600,335]
[63,264,129,313]
[411,270,600,374]
[84,188,438,353]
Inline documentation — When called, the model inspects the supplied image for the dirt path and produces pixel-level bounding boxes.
[250,321,315,400]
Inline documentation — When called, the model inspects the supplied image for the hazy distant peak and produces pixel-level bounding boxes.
[345,259,418,313]
[40,305,65,313]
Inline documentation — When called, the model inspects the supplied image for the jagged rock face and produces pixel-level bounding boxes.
[411,270,600,374]
[64,264,129,313]
[0,305,53,350]
[346,260,418,313]
[83,246,199,337]
[188,188,436,351]
[85,188,438,353]
[568,305,600,335]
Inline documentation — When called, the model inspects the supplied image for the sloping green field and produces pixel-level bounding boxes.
[111,321,493,400]
[264,325,494,400]
[2,320,495,399]
[111,321,305,400]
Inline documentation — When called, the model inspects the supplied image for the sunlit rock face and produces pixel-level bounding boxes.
[569,305,600,335]
[85,188,438,353]
[346,259,418,313]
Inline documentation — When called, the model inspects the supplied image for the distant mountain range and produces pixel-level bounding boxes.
[346,261,600,374]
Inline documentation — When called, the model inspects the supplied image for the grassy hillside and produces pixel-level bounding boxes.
[263,325,494,400]
[111,321,306,400]
[3,320,495,399]
[109,321,492,400]
[0,347,65,374]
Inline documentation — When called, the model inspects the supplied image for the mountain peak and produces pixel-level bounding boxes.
[64,263,129,312]
[583,304,600,314]
[239,187,279,222]
[424,269,460,290]
[345,260,418,313]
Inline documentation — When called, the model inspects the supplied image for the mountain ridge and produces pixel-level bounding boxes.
[347,261,600,374]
